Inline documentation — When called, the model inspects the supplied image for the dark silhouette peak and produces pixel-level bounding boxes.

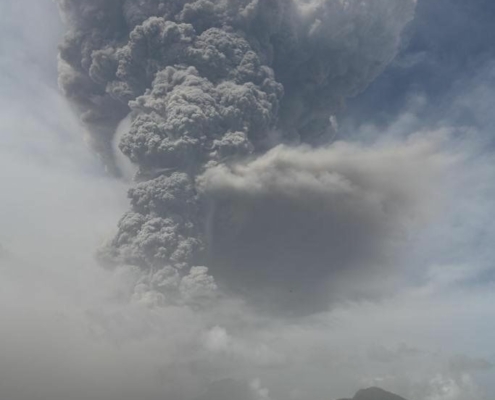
[338,387,408,400]
[355,387,407,400]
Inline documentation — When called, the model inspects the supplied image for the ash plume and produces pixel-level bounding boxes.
[200,139,449,314]
[57,0,416,313]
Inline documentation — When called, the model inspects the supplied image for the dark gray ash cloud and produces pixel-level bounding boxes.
[57,0,416,314]
[200,140,448,314]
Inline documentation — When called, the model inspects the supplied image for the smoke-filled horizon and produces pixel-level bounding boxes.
[1,0,494,399]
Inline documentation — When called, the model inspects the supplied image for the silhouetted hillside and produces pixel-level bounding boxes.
[338,387,407,400]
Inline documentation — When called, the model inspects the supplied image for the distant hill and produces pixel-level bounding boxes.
[338,387,408,400]
[195,382,408,400]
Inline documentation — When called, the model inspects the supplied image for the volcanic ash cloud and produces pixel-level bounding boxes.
[200,138,450,314]
[57,0,417,314]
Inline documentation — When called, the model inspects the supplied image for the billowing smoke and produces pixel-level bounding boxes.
[57,0,416,314]
[200,138,449,314]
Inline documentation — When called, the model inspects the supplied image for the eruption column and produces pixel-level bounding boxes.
[57,0,415,313]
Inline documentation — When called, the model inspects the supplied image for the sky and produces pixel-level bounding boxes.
[0,1,494,400]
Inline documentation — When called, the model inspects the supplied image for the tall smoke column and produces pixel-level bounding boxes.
[57,0,416,312]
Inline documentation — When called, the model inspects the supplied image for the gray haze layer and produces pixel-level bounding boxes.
[57,0,415,315]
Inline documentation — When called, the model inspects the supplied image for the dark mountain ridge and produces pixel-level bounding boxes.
[338,387,408,400]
